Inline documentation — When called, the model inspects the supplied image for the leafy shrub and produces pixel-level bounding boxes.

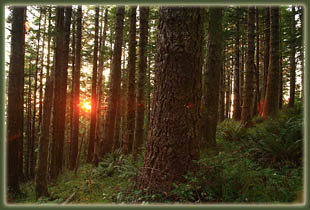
[216,119,247,142]
[242,106,303,168]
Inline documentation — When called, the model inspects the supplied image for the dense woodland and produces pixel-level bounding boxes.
[6,5,304,204]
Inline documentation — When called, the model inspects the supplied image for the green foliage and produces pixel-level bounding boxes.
[216,119,247,142]
[243,106,303,168]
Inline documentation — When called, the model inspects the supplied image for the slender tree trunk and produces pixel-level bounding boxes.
[58,6,71,171]
[70,6,82,170]
[140,7,204,193]
[202,8,223,148]
[39,10,47,132]
[240,35,245,108]
[279,10,283,109]
[7,6,25,194]
[300,8,304,100]
[233,8,241,121]
[253,7,260,116]
[95,8,108,162]
[30,9,42,179]
[219,61,225,122]
[123,6,137,155]
[101,6,125,156]
[25,58,32,180]
[225,62,231,119]
[133,7,149,160]
[261,8,270,104]
[50,7,64,179]
[69,9,76,163]
[262,7,280,118]
[288,6,296,108]
[241,7,255,126]
[35,63,53,199]
[87,6,99,162]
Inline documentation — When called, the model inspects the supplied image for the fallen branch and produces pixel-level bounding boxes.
[61,192,76,205]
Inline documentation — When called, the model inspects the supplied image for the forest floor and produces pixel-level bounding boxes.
[10,103,304,205]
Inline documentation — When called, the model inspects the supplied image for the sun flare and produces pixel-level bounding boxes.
[81,101,91,112]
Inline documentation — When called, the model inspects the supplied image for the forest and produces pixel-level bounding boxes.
[5,5,305,205]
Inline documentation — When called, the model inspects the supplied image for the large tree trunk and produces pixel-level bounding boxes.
[233,8,241,121]
[202,8,223,148]
[87,6,99,162]
[7,6,25,194]
[288,6,296,108]
[70,6,82,170]
[123,6,137,155]
[139,7,204,193]
[241,7,255,126]
[101,6,125,156]
[262,7,280,118]
[133,7,149,160]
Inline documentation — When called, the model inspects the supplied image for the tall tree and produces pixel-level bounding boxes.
[70,6,82,170]
[262,7,280,117]
[7,6,25,194]
[241,7,255,126]
[233,8,241,121]
[140,7,204,193]
[35,57,53,200]
[30,8,42,179]
[261,8,270,103]
[253,7,260,116]
[95,8,108,161]
[133,7,149,160]
[101,6,125,156]
[38,9,47,131]
[87,6,99,162]
[123,6,137,155]
[202,8,223,148]
[50,7,64,179]
[288,6,296,107]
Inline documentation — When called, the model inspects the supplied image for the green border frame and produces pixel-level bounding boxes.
[0,0,308,209]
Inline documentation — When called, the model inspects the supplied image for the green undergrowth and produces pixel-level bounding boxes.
[13,151,144,205]
[12,104,304,205]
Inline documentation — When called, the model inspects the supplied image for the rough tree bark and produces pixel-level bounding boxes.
[30,8,42,179]
[70,6,82,170]
[35,61,53,199]
[123,6,137,155]
[139,7,204,193]
[133,7,149,160]
[101,6,125,156]
[253,7,260,116]
[7,6,25,194]
[50,7,64,179]
[95,8,108,162]
[262,7,280,118]
[241,7,255,126]
[261,8,270,103]
[87,6,99,162]
[233,8,241,121]
[202,8,223,148]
